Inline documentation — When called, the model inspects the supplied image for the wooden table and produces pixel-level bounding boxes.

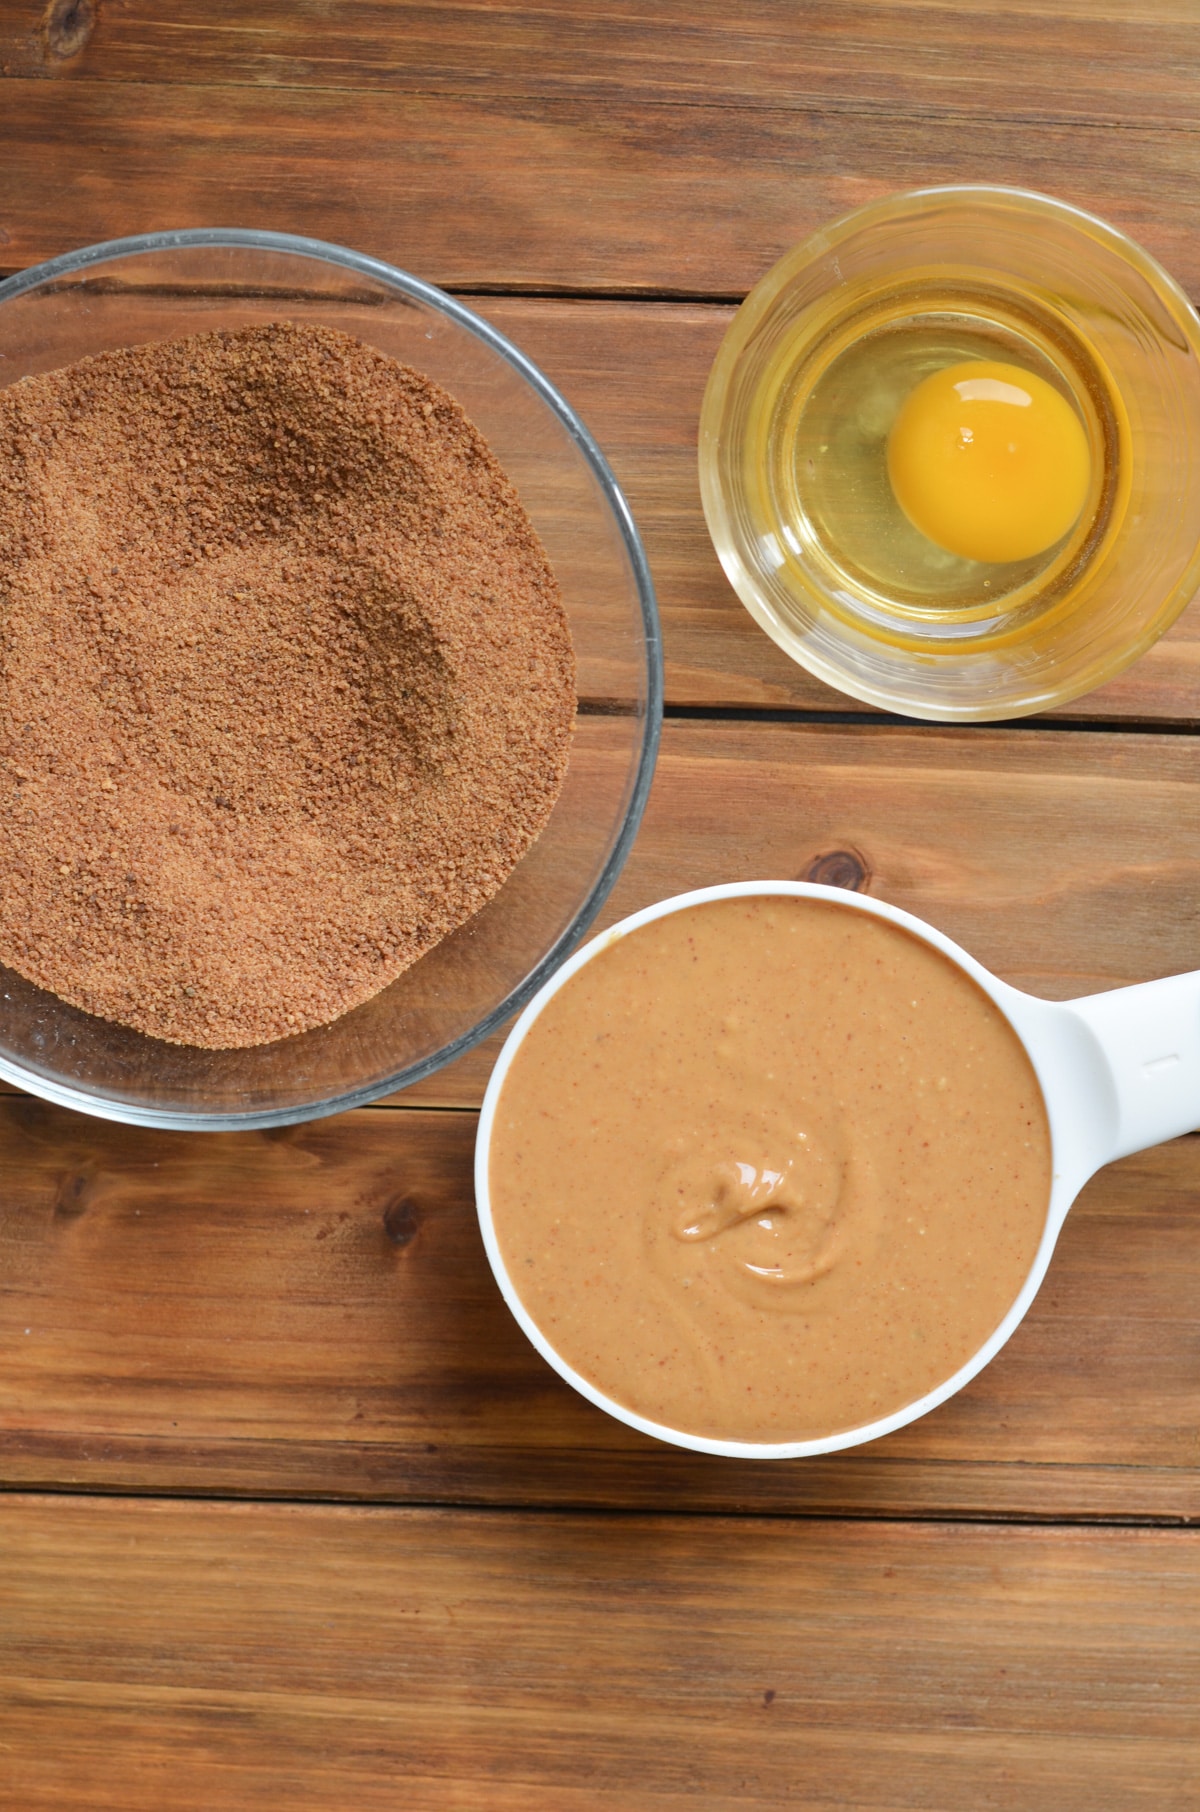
[2,3,1200,1804]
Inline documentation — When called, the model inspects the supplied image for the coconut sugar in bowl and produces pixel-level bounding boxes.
[0,231,660,1129]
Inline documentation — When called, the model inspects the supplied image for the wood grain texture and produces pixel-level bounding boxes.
[2,0,1197,131]
[4,721,1200,1511]
[474,298,1200,721]
[2,700,1199,1093]
[0,286,1195,722]
[1,1080,1199,1516]
[0,0,1197,1792]
[398,714,1200,1105]
[3,1495,1199,1810]
[2,79,1199,300]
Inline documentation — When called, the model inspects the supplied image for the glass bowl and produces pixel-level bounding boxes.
[0,230,661,1128]
[699,186,1200,721]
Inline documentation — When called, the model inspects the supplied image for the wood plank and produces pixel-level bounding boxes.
[4,0,1198,133]
[2,81,1199,301]
[472,298,1200,722]
[1,831,1200,1514]
[0,1098,1197,1518]
[3,702,1200,1111]
[2,1496,1198,1809]
[399,714,1200,1105]
[0,286,1194,724]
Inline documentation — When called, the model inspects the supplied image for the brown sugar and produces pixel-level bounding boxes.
[0,322,576,1047]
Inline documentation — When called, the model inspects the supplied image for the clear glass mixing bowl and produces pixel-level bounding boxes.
[0,230,661,1128]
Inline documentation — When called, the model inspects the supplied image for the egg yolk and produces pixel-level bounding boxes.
[886,359,1091,564]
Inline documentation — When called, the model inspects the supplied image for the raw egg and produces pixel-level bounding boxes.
[887,358,1091,564]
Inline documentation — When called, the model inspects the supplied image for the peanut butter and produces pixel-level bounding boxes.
[488,895,1052,1443]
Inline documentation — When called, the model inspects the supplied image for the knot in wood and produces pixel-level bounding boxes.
[43,0,96,61]
[53,1169,94,1219]
[383,1193,423,1248]
[803,847,871,892]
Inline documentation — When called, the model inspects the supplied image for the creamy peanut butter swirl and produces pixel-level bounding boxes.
[489,896,1051,1444]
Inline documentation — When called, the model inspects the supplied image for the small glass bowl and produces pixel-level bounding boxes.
[699,186,1200,721]
[0,230,661,1128]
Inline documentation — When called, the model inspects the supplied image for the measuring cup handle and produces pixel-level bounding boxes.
[1063,970,1200,1164]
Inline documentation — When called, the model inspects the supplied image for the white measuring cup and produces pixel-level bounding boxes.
[475,880,1200,1459]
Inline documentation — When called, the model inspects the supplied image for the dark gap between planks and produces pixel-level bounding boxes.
[1,1479,1198,1531]
[653,704,1200,735]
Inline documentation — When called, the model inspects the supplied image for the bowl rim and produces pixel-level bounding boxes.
[698,182,1200,723]
[725,183,1200,333]
[0,228,663,1129]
